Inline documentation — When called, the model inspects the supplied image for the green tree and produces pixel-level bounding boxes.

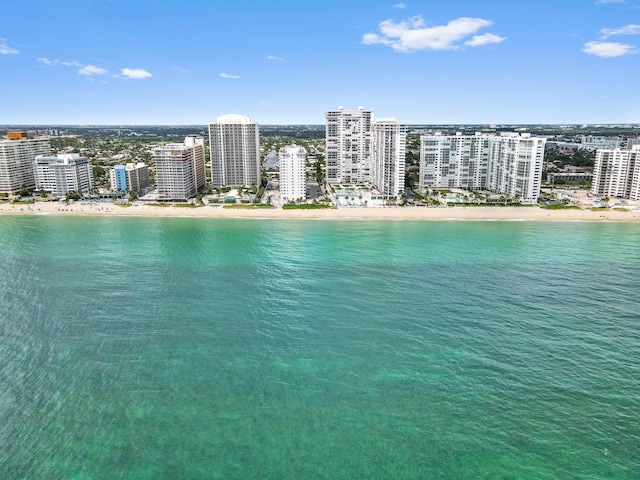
[404,172,416,191]
[65,190,83,201]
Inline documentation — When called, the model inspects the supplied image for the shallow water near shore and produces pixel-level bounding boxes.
[1,216,639,479]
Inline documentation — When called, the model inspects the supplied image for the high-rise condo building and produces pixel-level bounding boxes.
[419,132,545,203]
[185,135,207,191]
[419,132,489,191]
[325,106,373,184]
[487,133,545,203]
[152,136,206,201]
[279,145,306,202]
[208,114,260,187]
[34,153,94,198]
[110,163,150,193]
[371,119,407,197]
[0,132,52,194]
[591,146,640,200]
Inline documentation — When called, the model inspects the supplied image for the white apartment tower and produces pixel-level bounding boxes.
[325,106,373,184]
[487,133,545,203]
[371,119,407,197]
[419,132,545,203]
[279,145,307,202]
[152,136,206,201]
[0,132,52,194]
[185,135,207,191]
[34,153,94,198]
[208,114,260,187]
[591,146,640,200]
[419,133,489,190]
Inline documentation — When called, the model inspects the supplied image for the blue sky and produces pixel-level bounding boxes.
[1,0,640,125]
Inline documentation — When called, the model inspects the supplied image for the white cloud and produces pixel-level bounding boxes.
[362,16,501,52]
[37,57,57,65]
[394,3,407,8]
[0,38,18,55]
[172,66,188,73]
[595,0,625,4]
[37,58,84,68]
[120,68,152,79]
[600,24,640,38]
[79,64,108,76]
[220,72,240,79]
[582,41,637,57]
[266,55,285,61]
[464,33,506,47]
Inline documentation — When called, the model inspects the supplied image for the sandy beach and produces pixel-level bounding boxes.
[1,201,639,221]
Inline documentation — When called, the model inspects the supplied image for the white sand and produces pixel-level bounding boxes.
[1,201,639,222]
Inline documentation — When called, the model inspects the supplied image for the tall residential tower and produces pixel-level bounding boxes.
[591,146,640,200]
[325,107,372,184]
[152,136,205,201]
[208,114,260,187]
[279,145,307,202]
[0,132,51,194]
[419,132,545,203]
[371,118,407,197]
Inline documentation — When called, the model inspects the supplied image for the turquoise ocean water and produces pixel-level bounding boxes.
[1,216,639,479]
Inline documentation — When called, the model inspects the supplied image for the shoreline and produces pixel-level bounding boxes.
[1,202,639,222]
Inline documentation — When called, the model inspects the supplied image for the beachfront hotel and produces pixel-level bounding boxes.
[371,118,407,198]
[208,114,260,187]
[419,132,546,203]
[33,153,94,198]
[591,145,640,200]
[279,145,307,202]
[152,136,206,201]
[0,132,52,195]
[325,107,373,184]
[109,162,150,193]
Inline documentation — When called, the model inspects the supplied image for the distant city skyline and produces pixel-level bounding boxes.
[2,0,640,125]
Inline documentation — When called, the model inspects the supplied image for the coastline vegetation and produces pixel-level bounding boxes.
[540,204,582,210]
[223,204,273,209]
[282,204,337,210]
[445,203,535,207]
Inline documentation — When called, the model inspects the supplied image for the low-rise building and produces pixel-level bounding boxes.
[110,163,150,193]
[580,135,622,151]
